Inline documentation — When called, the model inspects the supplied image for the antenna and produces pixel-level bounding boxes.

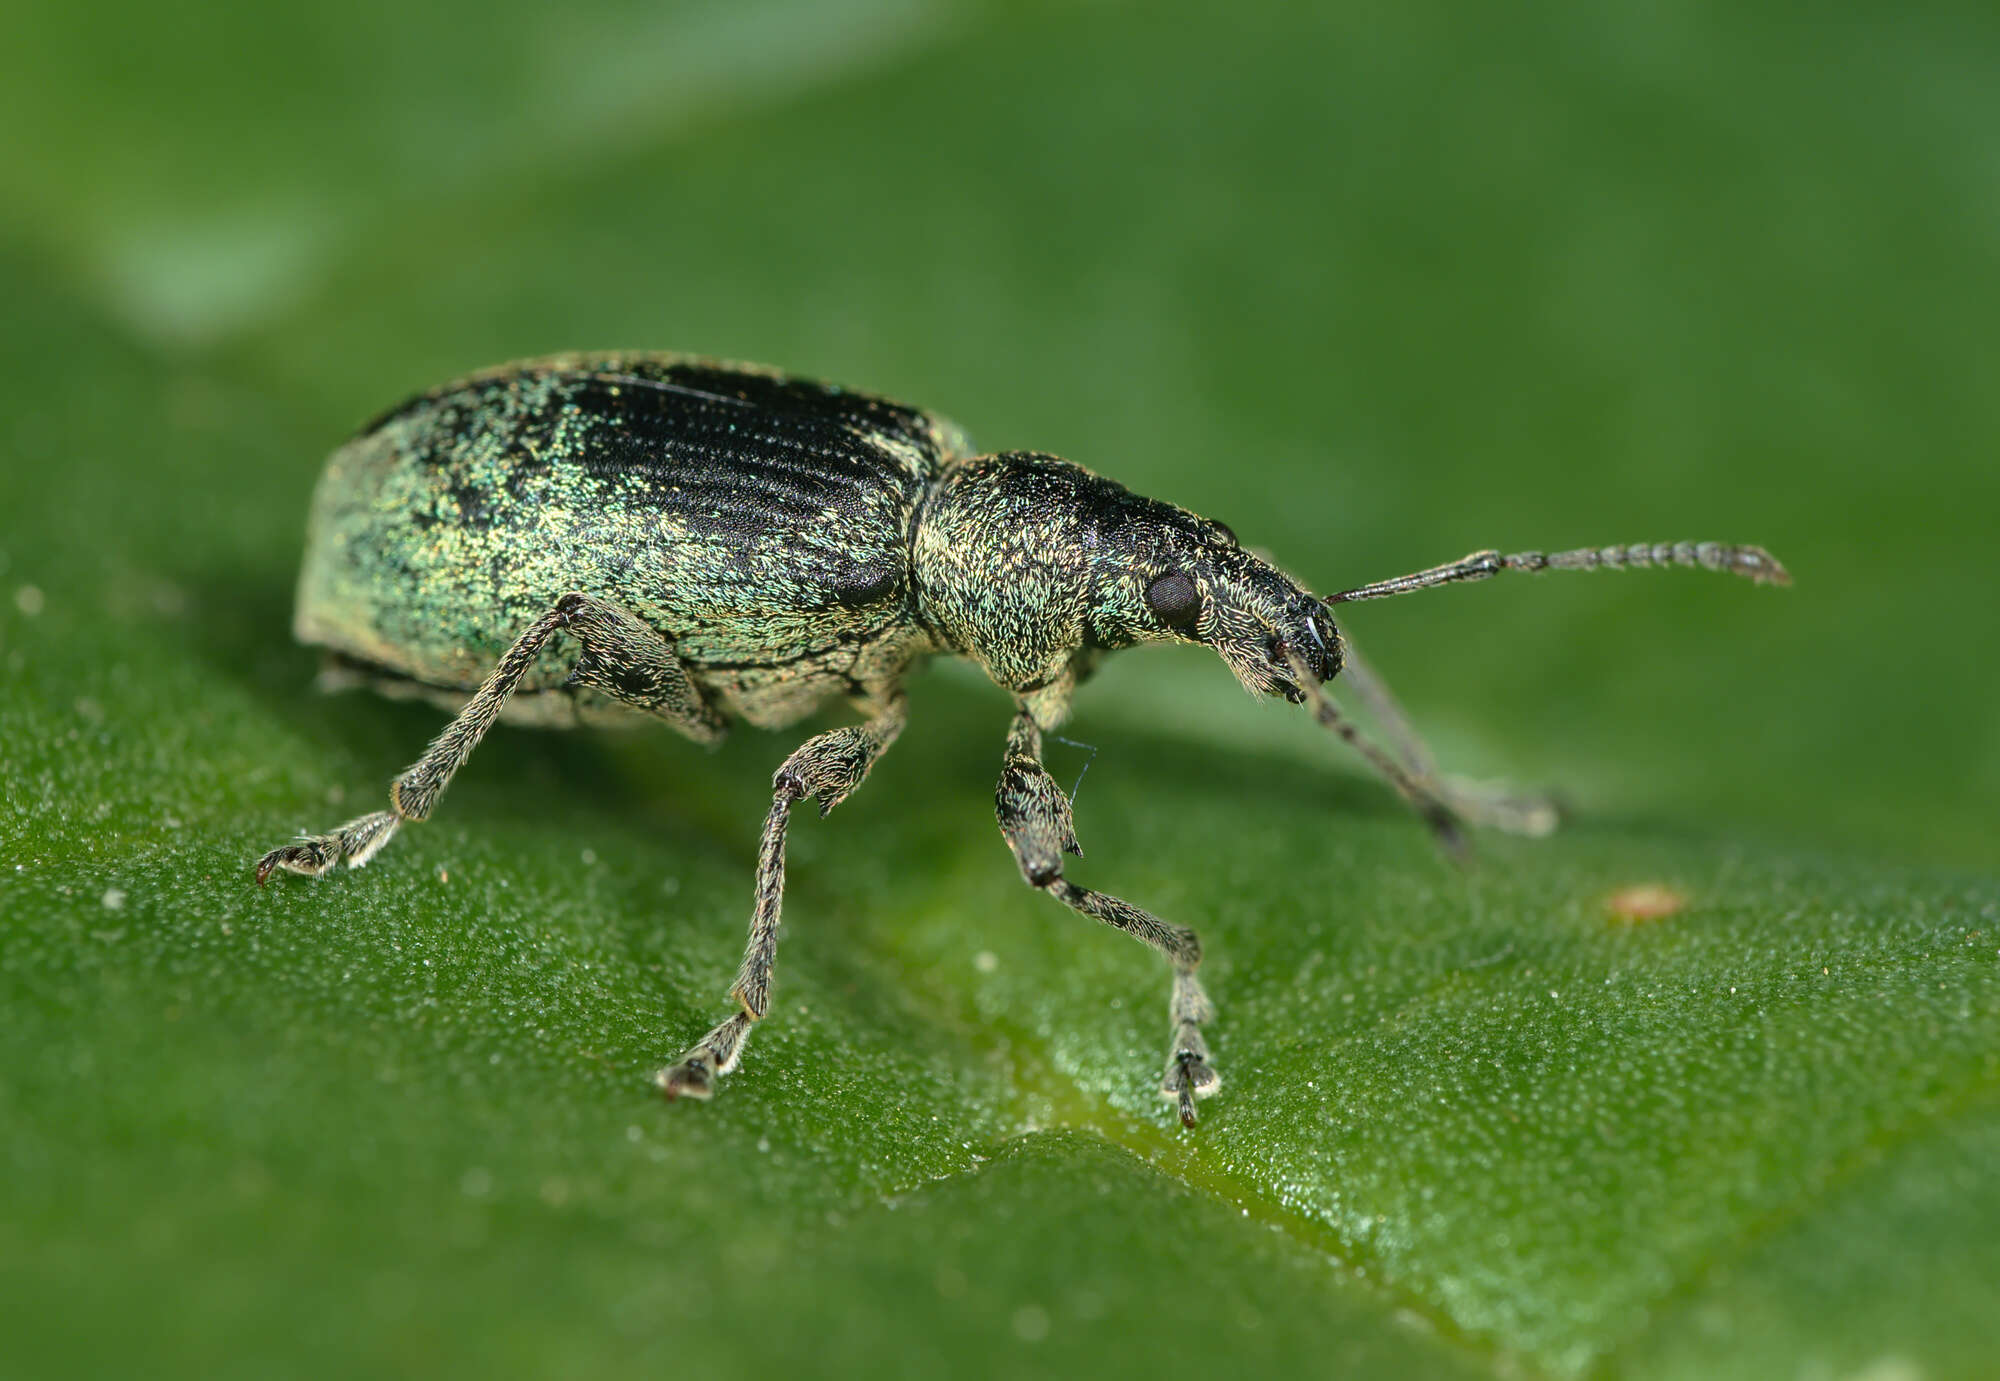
[1326,542,1788,605]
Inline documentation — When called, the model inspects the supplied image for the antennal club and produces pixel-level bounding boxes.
[1325,541,1789,605]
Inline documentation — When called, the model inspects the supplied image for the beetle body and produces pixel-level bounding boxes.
[261,353,1786,1127]
[297,355,965,731]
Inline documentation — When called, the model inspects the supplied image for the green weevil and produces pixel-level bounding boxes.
[256,353,1788,1126]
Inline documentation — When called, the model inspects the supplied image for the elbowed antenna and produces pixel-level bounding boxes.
[1324,541,1789,605]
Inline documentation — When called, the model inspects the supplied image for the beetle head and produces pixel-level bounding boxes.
[912,453,1340,699]
[1078,485,1343,703]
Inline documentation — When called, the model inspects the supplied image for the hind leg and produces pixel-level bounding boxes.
[256,593,723,882]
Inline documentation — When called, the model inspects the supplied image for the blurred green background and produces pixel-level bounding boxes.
[3,2,1996,1378]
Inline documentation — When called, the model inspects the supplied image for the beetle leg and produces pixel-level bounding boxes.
[250,809,404,882]
[256,593,719,883]
[658,695,907,1101]
[1334,636,1561,838]
[995,707,1220,1128]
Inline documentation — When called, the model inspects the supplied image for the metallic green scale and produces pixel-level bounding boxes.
[296,353,970,730]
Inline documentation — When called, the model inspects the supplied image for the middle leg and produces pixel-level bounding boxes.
[995,706,1219,1127]
[657,694,908,1101]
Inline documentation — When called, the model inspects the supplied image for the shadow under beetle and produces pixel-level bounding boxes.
[256,354,1788,1127]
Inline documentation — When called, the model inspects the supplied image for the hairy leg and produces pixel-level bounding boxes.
[995,706,1219,1127]
[1335,635,1560,838]
[657,695,908,1100]
[256,593,723,882]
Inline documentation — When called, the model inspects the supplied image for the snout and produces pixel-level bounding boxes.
[1288,599,1342,684]
[1254,600,1341,702]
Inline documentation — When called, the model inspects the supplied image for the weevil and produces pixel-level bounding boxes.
[256,354,1787,1126]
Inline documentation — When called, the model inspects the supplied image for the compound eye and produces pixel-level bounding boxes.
[1145,572,1201,627]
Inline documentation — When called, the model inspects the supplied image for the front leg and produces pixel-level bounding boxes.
[995,706,1220,1127]
[658,695,908,1101]
[1335,635,1559,838]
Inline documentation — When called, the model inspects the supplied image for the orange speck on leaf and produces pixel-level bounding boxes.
[1607,883,1686,924]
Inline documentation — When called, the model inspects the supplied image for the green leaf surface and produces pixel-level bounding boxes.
[4,3,1997,1379]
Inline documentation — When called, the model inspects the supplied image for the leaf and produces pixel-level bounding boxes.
[3,3,1998,1379]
